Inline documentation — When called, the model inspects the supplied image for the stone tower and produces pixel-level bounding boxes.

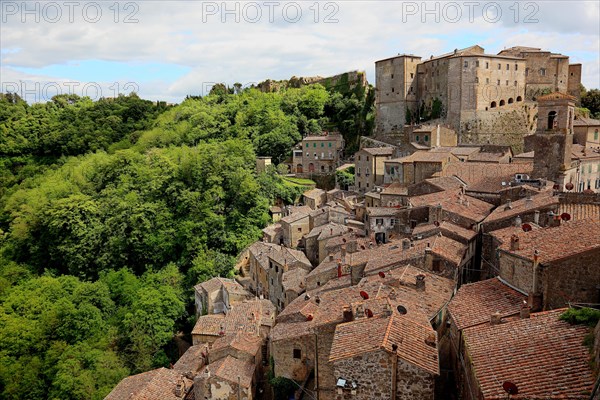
[531,92,576,188]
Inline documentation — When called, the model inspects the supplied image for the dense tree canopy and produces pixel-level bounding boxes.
[0,81,374,399]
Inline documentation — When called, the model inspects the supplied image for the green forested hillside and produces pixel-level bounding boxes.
[0,83,373,399]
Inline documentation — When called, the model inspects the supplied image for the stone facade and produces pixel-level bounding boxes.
[354,147,395,192]
[293,133,345,175]
[332,350,435,400]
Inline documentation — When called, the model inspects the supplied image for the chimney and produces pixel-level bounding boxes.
[329,254,334,261]
[490,311,502,325]
[520,303,531,319]
[351,262,367,286]
[174,379,186,398]
[341,244,347,263]
[510,234,520,251]
[347,240,358,254]
[525,195,533,208]
[343,306,354,322]
[514,215,522,227]
[534,210,540,225]
[424,246,433,272]
[337,262,343,278]
[415,274,426,291]
[402,238,411,250]
[504,200,513,211]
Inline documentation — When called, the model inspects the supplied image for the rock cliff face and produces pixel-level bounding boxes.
[256,71,367,93]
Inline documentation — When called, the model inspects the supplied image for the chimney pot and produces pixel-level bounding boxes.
[415,274,426,291]
[510,234,520,251]
[490,311,502,325]
[520,303,531,319]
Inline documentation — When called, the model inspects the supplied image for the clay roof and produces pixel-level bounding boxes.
[463,309,595,399]
[537,92,577,101]
[409,189,494,224]
[483,192,559,224]
[206,355,256,388]
[305,222,349,241]
[105,368,193,400]
[328,313,439,375]
[359,147,395,156]
[382,182,409,195]
[194,277,250,297]
[282,268,308,293]
[303,134,343,142]
[557,202,600,222]
[423,176,466,191]
[436,162,533,189]
[192,299,275,338]
[439,221,477,242]
[447,278,526,331]
[431,146,480,157]
[272,264,454,341]
[573,116,600,127]
[211,332,262,357]
[281,208,311,224]
[248,242,310,271]
[173,345,207,376]
[430,235,466,266]
[401,151,457,163]
[497,219,600,264]
[366,207,400,217]
[262,223,282,236]
[303,188,326,199]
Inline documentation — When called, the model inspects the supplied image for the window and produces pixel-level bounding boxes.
[328,142,332,147]
[491,101,497,108]
[416,135,420,141]
[485,62,489,69]
[548,111,557,129]
[475,60,480,67]
[306,152,309,157]
[514,81,517,86]
[306,143,309,148]
[297,227,302,232]
[464,61,468,68]
[486,78,490,84]
[498,63,501,70]
[313,143,316,147]
[506,64,510,70]
[275,265,279,273]
[497,80,500,86]
[391,74,394,79]
[432,260,442,272]
[376,218,384,225]
[293,349,302,359]
[525,68,529,76]
[358,155,361,161]
[594,129,599,140]
[321,143,324,147]
[392,88,394,93]
[410,73,414,78]
[366,156,369,161]
[424,135,429,142]
[500,100,505,106]
[589,164,592,173]
[515,64,518,71]
[475,77,479,83]
[314,153,317,158]
[539,68,546,76]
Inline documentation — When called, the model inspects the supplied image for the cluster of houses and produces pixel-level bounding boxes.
[106,91,600,400]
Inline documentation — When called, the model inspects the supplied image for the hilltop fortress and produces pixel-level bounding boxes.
[375,45,582,150]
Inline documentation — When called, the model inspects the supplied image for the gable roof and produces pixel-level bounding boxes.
[206,355,256,388]
[447,277,526,331]
[463,309,595,399]
[409,189,494,224]
[359,147,395,156]
[105,368,193,400]
[211,332,262,357]
[497,219,600,264]
[328,313,439,375]
[483,191,559,224]
[192,299,276,338]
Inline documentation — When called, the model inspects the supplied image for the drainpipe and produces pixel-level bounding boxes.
[391,343,398,400]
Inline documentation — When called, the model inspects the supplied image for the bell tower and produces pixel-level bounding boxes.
[531,92,576,189]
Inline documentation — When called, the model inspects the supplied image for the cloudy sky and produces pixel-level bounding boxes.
[1,0,599,103]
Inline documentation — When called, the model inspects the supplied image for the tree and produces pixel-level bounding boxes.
[581,88,600,118]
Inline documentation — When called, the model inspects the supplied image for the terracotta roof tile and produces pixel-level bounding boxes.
[192,300,275,338]
[211,332,262,357]
[557,203,600,222]
[463,309,595,399]
[483,191,559,224]
[360,147,395,156]
[447,278,527,330]
[282,268,308,293]
[409,190,494,223]
[329,313,439,375]
[207,355,255,388]
[436,162,533,188]
[105,368,193,400]
[497,219,600,264]
[173,345,207,376]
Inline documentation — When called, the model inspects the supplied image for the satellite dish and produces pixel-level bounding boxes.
[565,182,574,191]
[306,314,314,321]
[359,291,369,300]
[502,381,519,395]
[521,223,532,232]
[560,212,571,221]
[434,221,440,227]
[365,309,373,318]
[378,271,386,278]
[552,184,560,190]
[396,305,407,315]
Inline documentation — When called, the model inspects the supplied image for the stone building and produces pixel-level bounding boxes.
[459,308,595,400]
[105,367,194,400]
[375,45,581,148]
[354,147,395,192]
[270,265,454,400]
[329,313,438,400]
[574,115,600,148]
[384,151,459,185]
[194,277,253,316]
[292,133,345,175]
[280,206,312,248]
[303,188,327,210]
[496,219,600,310]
